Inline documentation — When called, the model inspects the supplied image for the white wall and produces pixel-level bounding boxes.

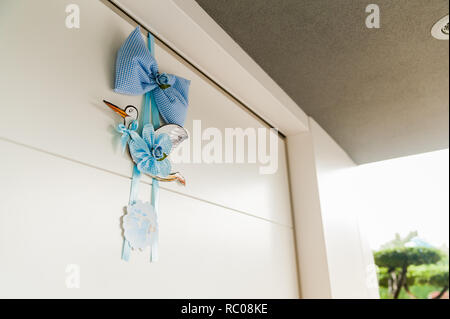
[0,140,298,298]
[0,0,298,298]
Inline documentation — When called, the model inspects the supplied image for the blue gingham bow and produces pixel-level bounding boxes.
[114,27,190,126]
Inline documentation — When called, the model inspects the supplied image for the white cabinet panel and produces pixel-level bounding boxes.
[0,140,298,298]
[0,0,292,226]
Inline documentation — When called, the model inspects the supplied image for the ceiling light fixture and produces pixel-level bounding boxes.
[431,15,449,40]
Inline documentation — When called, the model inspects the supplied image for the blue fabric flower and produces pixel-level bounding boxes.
[128,124,172,177]
[123,201,158,250]
[156,73,175,88]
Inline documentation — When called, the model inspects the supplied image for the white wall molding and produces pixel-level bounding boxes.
[286,131,333,298]
[110,0,309,136]
[287,119,379,298]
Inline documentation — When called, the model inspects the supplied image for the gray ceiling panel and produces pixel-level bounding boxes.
[196,0,449,163]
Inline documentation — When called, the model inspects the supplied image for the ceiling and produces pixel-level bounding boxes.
[195,0,449,164]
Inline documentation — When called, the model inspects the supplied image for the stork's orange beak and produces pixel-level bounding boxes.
[103,100,127,118]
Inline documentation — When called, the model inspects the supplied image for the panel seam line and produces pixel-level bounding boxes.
[0,136,293,229]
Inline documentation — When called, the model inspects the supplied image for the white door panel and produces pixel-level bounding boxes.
[0,140,298,298]
[0,0,292,226]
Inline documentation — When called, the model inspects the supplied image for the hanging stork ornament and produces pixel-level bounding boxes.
[104,100,187,185]
[104,26,191,262]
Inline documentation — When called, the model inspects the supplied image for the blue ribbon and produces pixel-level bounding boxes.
[121,31,161,263]
[148,33,160,263]
[119,121,140,261]
[121,166,141,261]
